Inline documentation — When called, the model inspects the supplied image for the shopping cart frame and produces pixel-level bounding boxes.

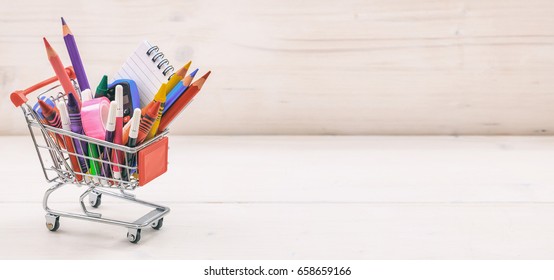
[11,67,170,244]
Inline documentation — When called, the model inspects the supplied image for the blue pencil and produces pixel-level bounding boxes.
[163,68,198,114]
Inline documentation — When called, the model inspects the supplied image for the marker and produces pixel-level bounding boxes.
[62,17,90,91]
[137,102,160,145]
[66,93,88,174]
[101,102,117,179]
[112,85,125,181]
[95,75,109,98]
[163,68,198,114]
[81,89,101,180]
[57,100,83,181]
[43,37,80,107]
[127,108,141,174]
[145,83,167,141]
[158,71,211,132]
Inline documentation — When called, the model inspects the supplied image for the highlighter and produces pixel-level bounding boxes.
[127,108,141,175]
[102,102,117,179]
[81,89,101,181]
[57,100,83,182]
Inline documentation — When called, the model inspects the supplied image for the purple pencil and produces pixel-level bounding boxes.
[62,17,90,90]
[67,93,89,173]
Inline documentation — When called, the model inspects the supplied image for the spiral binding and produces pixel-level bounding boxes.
[146,45,174,78]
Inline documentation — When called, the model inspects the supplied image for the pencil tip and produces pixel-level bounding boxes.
[202,71,211,79]
[43,37,51,48]
[190,68,199,77]
[61,17,66,25]
[184,60,192,69]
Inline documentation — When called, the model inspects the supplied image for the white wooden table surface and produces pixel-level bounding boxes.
[1,135,554,259]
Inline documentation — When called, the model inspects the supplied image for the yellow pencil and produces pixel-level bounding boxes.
[166,61,191,92]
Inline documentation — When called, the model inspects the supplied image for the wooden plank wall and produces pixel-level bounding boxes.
[1,0,554,135]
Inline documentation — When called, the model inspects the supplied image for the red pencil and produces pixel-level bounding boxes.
[157,71,211,132]
[43,37,81,107]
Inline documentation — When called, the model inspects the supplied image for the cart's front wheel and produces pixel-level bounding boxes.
[127,229,141,244]
[151,218,164,230]
[45,215,60,232]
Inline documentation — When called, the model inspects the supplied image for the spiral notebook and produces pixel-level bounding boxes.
[112,41,175,107]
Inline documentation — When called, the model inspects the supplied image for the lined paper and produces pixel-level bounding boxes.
[112,41,175,107]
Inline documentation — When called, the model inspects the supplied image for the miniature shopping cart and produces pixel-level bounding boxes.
[10,67,170,243]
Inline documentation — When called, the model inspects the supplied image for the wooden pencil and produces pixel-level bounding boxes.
[157,71,211,132]
[43,37,81,106]
[62,17,90,91]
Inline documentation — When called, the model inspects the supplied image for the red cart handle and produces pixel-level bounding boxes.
[10,66,76,108]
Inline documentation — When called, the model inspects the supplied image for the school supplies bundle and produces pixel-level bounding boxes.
[10,18,212,243]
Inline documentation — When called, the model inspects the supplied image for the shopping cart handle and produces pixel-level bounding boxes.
[10,66,76,108]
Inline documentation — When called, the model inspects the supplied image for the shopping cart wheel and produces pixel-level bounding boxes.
[89,191,102,208]
[151,218,164,230]
[127,228,142,244]
[45,214,60,232]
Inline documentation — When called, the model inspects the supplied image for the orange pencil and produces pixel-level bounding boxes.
[43,37,81,106]
[158,71,211,132]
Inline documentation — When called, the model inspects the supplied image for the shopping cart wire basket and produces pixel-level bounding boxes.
[10,67,170,243]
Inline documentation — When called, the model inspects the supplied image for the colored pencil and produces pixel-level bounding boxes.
[166,61,191,92]
[158,71,211,132]
[163,68,198,114]
[183,68,198,87]
[62,17,90,91]
[145,83,167,141]
[137,102,160,145]
[43,37,80,106]
[66,93,88,173]
[57,100,83,181]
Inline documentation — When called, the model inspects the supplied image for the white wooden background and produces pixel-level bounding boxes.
[2,0,554,135]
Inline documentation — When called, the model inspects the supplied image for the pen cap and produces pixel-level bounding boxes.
[106,101,117,132]
[81,89,93,102]
[129,108,141,138]
[115,85,123,117]
[57,101,71,130]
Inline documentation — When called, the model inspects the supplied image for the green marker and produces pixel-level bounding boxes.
[87,142,101,180]
[81,89,102,181]
[95,75,108,98]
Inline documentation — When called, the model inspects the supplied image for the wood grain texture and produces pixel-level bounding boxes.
[1,136,554,259]
[1,0,554,135]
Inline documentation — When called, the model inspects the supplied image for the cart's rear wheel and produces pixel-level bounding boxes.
[45,215,60,232]
[151,218,164,230]
[89,192,102,208]
[127,229,141,244]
